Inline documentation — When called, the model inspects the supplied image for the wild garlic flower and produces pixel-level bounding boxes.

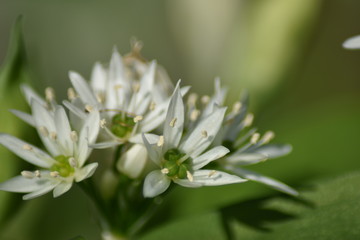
[0,101,100,200]
[142,82,246,198]
[199,80,298,196]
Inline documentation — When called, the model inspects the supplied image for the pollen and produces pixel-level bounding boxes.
[70,131,78,142]
[23,144,33,151]
[50,171,60,178]
[190,109,200,122]
[251,133,260,144]
[134,115,143,123]
[169,118,177,127]
[244,113,254,127]
[45,87,55,101]
[201,130,208,138]
[67,88,76,101]
[34,170,41,178]
[161,168,170,174]
[157,136,164,147]
[39,126,49,137]
[100,119,107,128]
[85,104,94,113]
[21,171,34,179]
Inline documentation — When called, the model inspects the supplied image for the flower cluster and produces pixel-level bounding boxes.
[0,43,297,202]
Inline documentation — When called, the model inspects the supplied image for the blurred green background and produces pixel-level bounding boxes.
[0,0,360,239]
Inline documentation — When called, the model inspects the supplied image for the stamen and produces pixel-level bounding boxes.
[100,119,107,128]
[68,157,77,168]
[70,131,78,142]
[21,171,34,179]
[50,171,60,178]
[85,105,94,113]
[208,170,217,177]
[201,130,208,138]
[169,118,177,127]
[161,168,169,174]
[23,144,33,151]
[132,83,140,93]
[149,101,156,111]
[96,93,104,103]
[45,87,55,101]
[190,109,200,122]
[262,131,275,144]
[39,126,49,137]
[187,93,198,107]
[67,88,76,101]
[34,170,41,178]
[50,132,57,140]
[201,95,210,104]
[244,113,254,127]
[232,101,242,114]
[157,136,164,147]
[186,171,194,182]
[250,133,260,144]
[134,115,143,123]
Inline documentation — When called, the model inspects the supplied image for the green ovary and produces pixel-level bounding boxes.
[111,113,136,138]
[51,155,75,177]
[163,148,190,179]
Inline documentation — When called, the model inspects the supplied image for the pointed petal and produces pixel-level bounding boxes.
[343,35,360,49]
[175,170,246,187]
[63,100,87,120]
[89,141,120,149]
[0,134,54,168]
[142,134,162,166]
[90,62,107,92]
[143,170,171,198]
[75,162,98,182]
[129,133,159,145]
[225,153,268,166]
[252,144,292,159]
[0,175,51,193]
[180,106,226,158]
[192,146,229,170]
[53,181,73,198]
[69,71,99,106]
[163,81,184,151]
[21,84,46,106]
[231,168,298,196]
[55,106,73,155]
[23,182,58,200]
[10,109,35,127]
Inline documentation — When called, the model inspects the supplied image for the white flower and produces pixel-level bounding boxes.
[343,35,360,49]
[0,101,100,200]
[142,81,246,198]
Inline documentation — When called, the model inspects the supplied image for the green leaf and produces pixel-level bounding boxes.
[139,171,360,240]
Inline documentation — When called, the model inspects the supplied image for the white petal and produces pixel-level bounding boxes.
[75,162,99,182]
[117,144,148,179]
[109,49,126,84]
[231,168,298,196]
[180,106,226,158]
[129,133,159,145]
[23,182,58,200]
[343,35,360,49]
[69,71,99,106]
[192,146,229,170]
[252,144,292,159]
[90,62,107,93]
[21,84,46,106]
[0,134,54,168]
[0,175,51,193]
[163,81,184,151]
[225,153,268,166]
[89,141,120,149]
[63,100,87,120]
[55,106,73,155]
[175,170,246,187]
[134,61,156,115]
[53,181,73,198]
[31,100,59,156]
[143,170,171,198]
[142,134,162,166]
[10,109,36,127]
